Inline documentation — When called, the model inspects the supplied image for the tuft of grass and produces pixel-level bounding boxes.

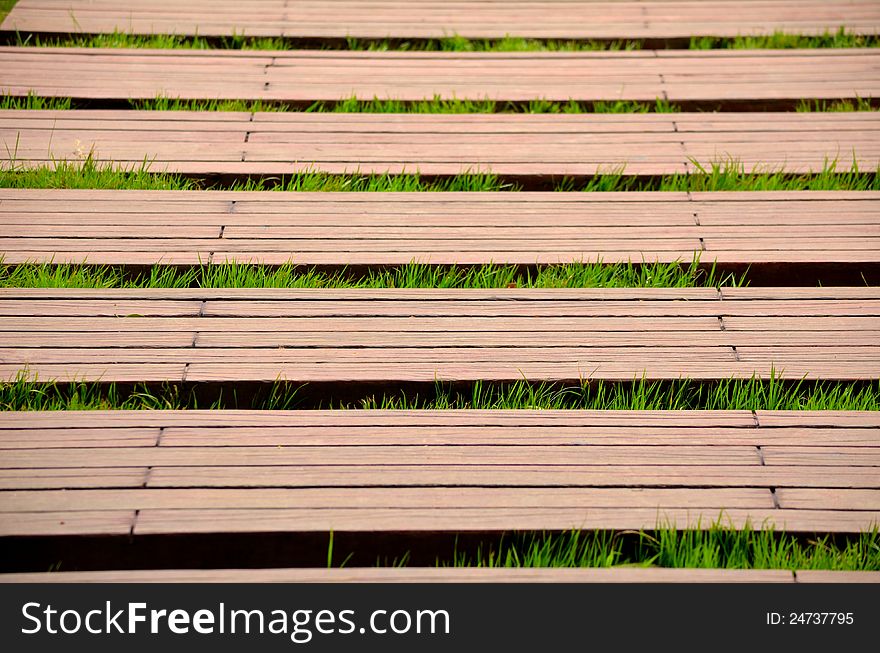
[660,158,880,193]
[128,96,286,112]
[690,28,880,50]
[0,258,741,290]
[2,92,682,114]
[14,31,642,52]
[0,152,198,190]
[797,97,877,112]
[305,95,679,114]
[349,376,880,412]
[443,526,880,570]
[1,157,876,192]
[0,91,71,111]
[3,374,877,412]
[13,28,879,51]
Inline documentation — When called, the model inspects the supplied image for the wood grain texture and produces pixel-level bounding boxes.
[0,409,875,536]
[1,287,878,382]
[1,189,877,265]
[2,110,877,176]
[0,567,814,583]
[3,0,878,39]
[2,47,878,103]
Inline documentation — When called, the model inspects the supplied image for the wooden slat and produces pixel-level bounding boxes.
[2,47,878,103]
[10,564,880,583]
[2,110,877,176]
[1,287,878,382]
[1,189,877,266]
[795,570,880,583]
[0,567,805,583]
[0,409,875,536]
[3,1,878,39]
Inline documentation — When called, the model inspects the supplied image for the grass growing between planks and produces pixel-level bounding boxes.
[796,97,878,112]
[11,28,879,51]
[439,526,880,571]
[689,28,880,50]
[1,155,877,192]
[5,92,682,113]
[2,375,878,412]
[305,96,681,114]
[8,92,879,113]
[0,259,741,290]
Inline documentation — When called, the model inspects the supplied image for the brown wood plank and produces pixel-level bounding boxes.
[131,507,880,534]
[3,1,878,39]
[2,110,876,177]
[0,567,801,583]
[2,47,878,103]
[0,487,777,512]
[0,409,874,537]
[0,288,877,382]
[795,570,880,583]
[0,408,760,428]
[0,189,876,267]
[0,510,135,536]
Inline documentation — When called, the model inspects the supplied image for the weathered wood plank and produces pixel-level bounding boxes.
[2,47,878,103]
[3,1,878,39]
[0,410,874,536]
[2,111,876,176]
[0,567,803,583]
[0,288,877,382]
[0,189,876,266]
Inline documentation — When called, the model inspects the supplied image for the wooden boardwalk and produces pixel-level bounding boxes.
[1,287,878,383]
[3,47,878,104]
[2,110,877,176]
[1,189,877,265]
[3,0,878,40]
[0,409,877,537]
[1,2,879,581]
[3,568,878,583]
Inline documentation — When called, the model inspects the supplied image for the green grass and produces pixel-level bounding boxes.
[0,92,72,111]
[0,258,740,290]
[441,526,879,571]
[657,158,880,192]
[8,92,878,114]
[0,154,201,190]
[306,96,681,114]
[12,28,879,51]
[128,96,287,113]
[2,374,878,412]
[1,155,877,192]
[690,28,879,50]
[13,32,642,52]
[4,93,682,114]
[349,376,880,412]
[0,0,15,24]
[136,95,680,114]
[797,97,878,112]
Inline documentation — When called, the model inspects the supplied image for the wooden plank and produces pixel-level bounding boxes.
[3,1,878,39]
[0,510,135,536]
[0,487,777,512]
[2,110,876,176]
[0,567,800,583]
[1,288,877,382]
[0,189,876,266]
[0,409,874,536]
[131,507,879,534]
[2,47,878,103]
[0,408,761,428]
[796,570,880,583]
